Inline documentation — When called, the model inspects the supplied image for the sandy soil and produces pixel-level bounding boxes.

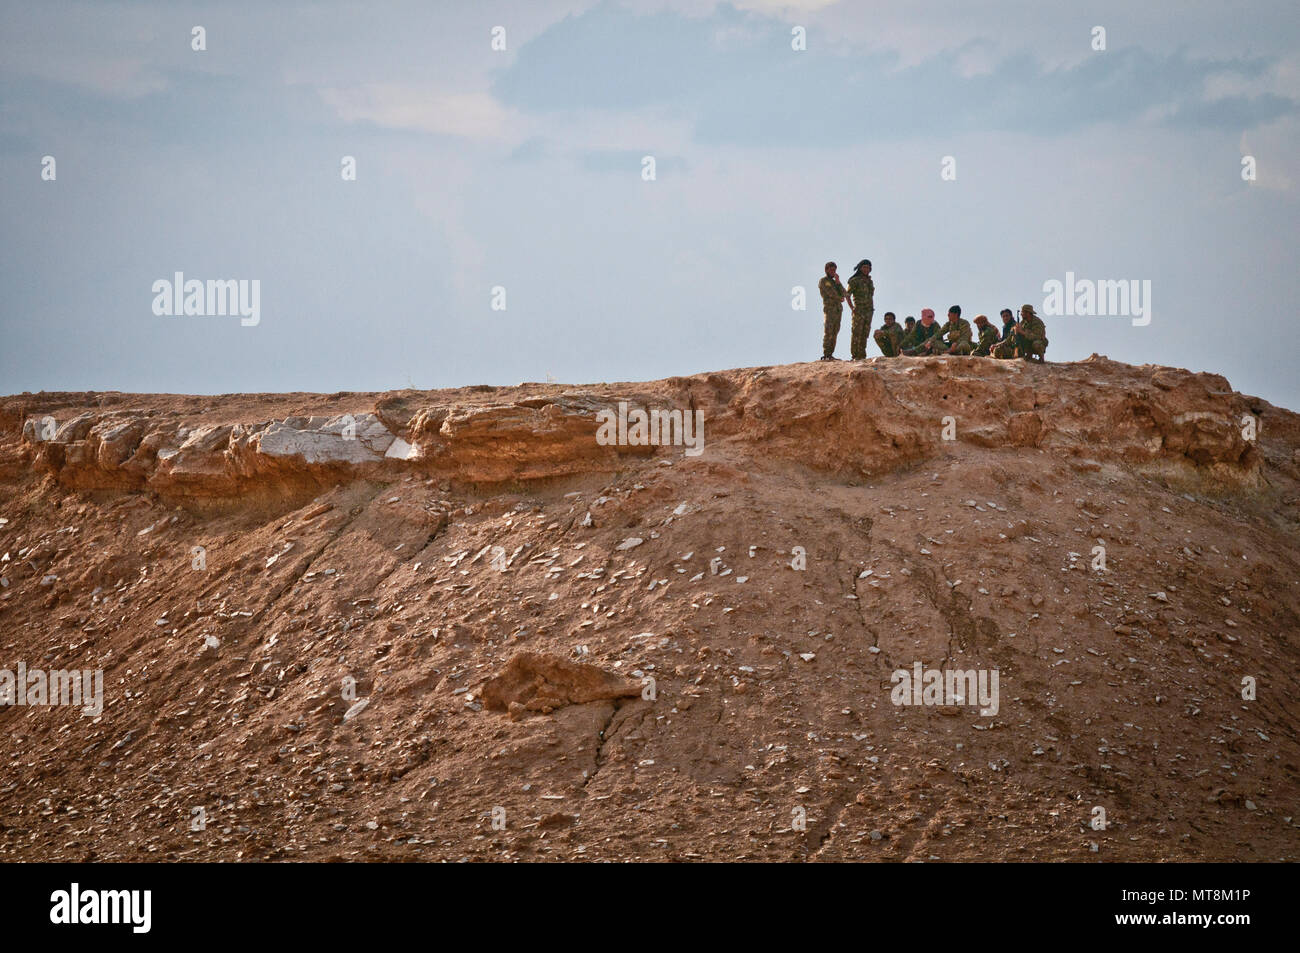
[0,355,1296,861]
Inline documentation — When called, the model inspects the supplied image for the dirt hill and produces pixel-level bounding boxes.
[0,354,1297,861]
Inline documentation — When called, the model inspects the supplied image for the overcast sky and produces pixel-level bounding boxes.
[2,0,1298,409]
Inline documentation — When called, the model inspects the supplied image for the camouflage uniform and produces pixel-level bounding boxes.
[993,308,1049,360]
[973,323,1000,356]
[1017,310,1048,359]
[846,273,874,359]
[939,316,974,354]
[819,275,847,359]
[873,320,905,357]
[898,321,921,351]
[915,317,956,356]
[902,321,943,355]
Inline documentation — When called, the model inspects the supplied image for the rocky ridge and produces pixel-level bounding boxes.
[0,355,1296,861]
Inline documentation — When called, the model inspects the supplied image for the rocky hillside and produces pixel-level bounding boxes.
[0,354,1297,861]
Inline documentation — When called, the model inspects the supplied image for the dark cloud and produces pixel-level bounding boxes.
[493,2,1298,143]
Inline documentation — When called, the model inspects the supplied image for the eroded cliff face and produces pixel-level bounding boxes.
[0,355,1297,861]
[5,355,1286,504]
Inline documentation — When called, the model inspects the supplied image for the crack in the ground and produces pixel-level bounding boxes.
[583,698,637,791]
[808,787,858,861]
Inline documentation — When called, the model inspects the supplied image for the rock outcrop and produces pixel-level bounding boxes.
[5,356,1287,506]
[479,652,643,714]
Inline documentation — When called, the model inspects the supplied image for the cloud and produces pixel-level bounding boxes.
[493,2,1300,144]
[318,85,524,142]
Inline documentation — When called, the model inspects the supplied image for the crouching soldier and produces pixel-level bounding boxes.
[972,314,1000,355]
[873,311,905,356]
[993,303,1049,361]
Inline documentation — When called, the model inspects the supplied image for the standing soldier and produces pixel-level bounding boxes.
[846,259,874,360]
[993,303,1049,361]
[972,314,1000,355]
[873,312,905,356]
[818,262,847,361]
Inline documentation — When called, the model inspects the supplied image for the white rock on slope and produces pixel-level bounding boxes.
[255,414,400,464]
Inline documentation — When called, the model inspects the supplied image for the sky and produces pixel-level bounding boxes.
[2,0,1298,409]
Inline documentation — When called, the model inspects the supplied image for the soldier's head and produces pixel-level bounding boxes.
[824,262,838,277]
[904,316,916,328]
[1000,308,1013,322]
[855,259,871,276]
[974,314,989,327]
[947,305,961,322]
[920,308,935,325]
[882,311,896,325]
[1021,303,1037,319]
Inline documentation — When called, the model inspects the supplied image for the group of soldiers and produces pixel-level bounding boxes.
[817,260,1049,362]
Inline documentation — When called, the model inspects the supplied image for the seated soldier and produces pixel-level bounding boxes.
[992,303,1049,361]
[937,306,974,355]
[872,311,905,356]
[901,309,942,355]
[898,316,918,349]
[999,308,1016,342]
[972,314,999,355]
[914,305,969,355]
